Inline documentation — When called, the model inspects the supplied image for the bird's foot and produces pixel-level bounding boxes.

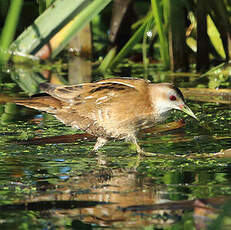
[89,149,107,166]
[96,152,107,166]
[139,151,159,157]
[134,142,158,157]
[128,135,157,157]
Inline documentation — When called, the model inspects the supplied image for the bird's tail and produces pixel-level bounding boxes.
[14,95,61,113]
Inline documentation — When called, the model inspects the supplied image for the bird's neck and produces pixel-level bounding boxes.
[148,84,172,118]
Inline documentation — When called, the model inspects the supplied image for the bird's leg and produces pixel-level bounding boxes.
[128,135,144,155]
[129,135,157,157]
[93,137,108,152]
[93,137,108,166]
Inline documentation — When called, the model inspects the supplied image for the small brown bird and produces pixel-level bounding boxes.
[15,78,197,153]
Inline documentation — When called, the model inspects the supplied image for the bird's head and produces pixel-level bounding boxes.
[149,83,198,120]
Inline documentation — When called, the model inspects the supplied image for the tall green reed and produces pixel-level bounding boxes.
[0,0,23,63]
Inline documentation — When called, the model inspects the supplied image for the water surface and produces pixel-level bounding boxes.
[0,66,231,229]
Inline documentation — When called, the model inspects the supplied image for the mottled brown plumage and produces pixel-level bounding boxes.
[15,78,197,153]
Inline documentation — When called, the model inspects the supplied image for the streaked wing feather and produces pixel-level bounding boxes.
[40,79,145,105]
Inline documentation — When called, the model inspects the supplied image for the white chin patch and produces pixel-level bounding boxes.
[155,101,172,115]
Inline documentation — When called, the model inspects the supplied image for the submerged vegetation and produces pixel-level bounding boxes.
[0,0,231,229]
[0,0,231,74]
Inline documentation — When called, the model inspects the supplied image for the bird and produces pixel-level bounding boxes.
[15,78,198,154]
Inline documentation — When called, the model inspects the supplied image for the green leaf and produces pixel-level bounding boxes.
[11,0,112,59]
[0,0,23,63]
[151,0,169,68]
[207,15,225,59]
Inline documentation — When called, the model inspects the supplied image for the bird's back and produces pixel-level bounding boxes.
[15,78,156,139]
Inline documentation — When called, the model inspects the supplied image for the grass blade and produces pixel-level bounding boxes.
[109,12,153,68]
[151,0,169,68]
[0,0,23,63]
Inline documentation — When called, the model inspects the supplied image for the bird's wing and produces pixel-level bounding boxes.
[38,79,154,134]
[40,78,148,105]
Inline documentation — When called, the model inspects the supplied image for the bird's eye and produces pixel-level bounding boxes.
[169,95,176,101]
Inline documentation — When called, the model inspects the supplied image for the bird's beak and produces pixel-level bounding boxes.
[179,104,199,121]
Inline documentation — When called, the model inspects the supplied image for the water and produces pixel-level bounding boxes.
[0,65,231,229]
